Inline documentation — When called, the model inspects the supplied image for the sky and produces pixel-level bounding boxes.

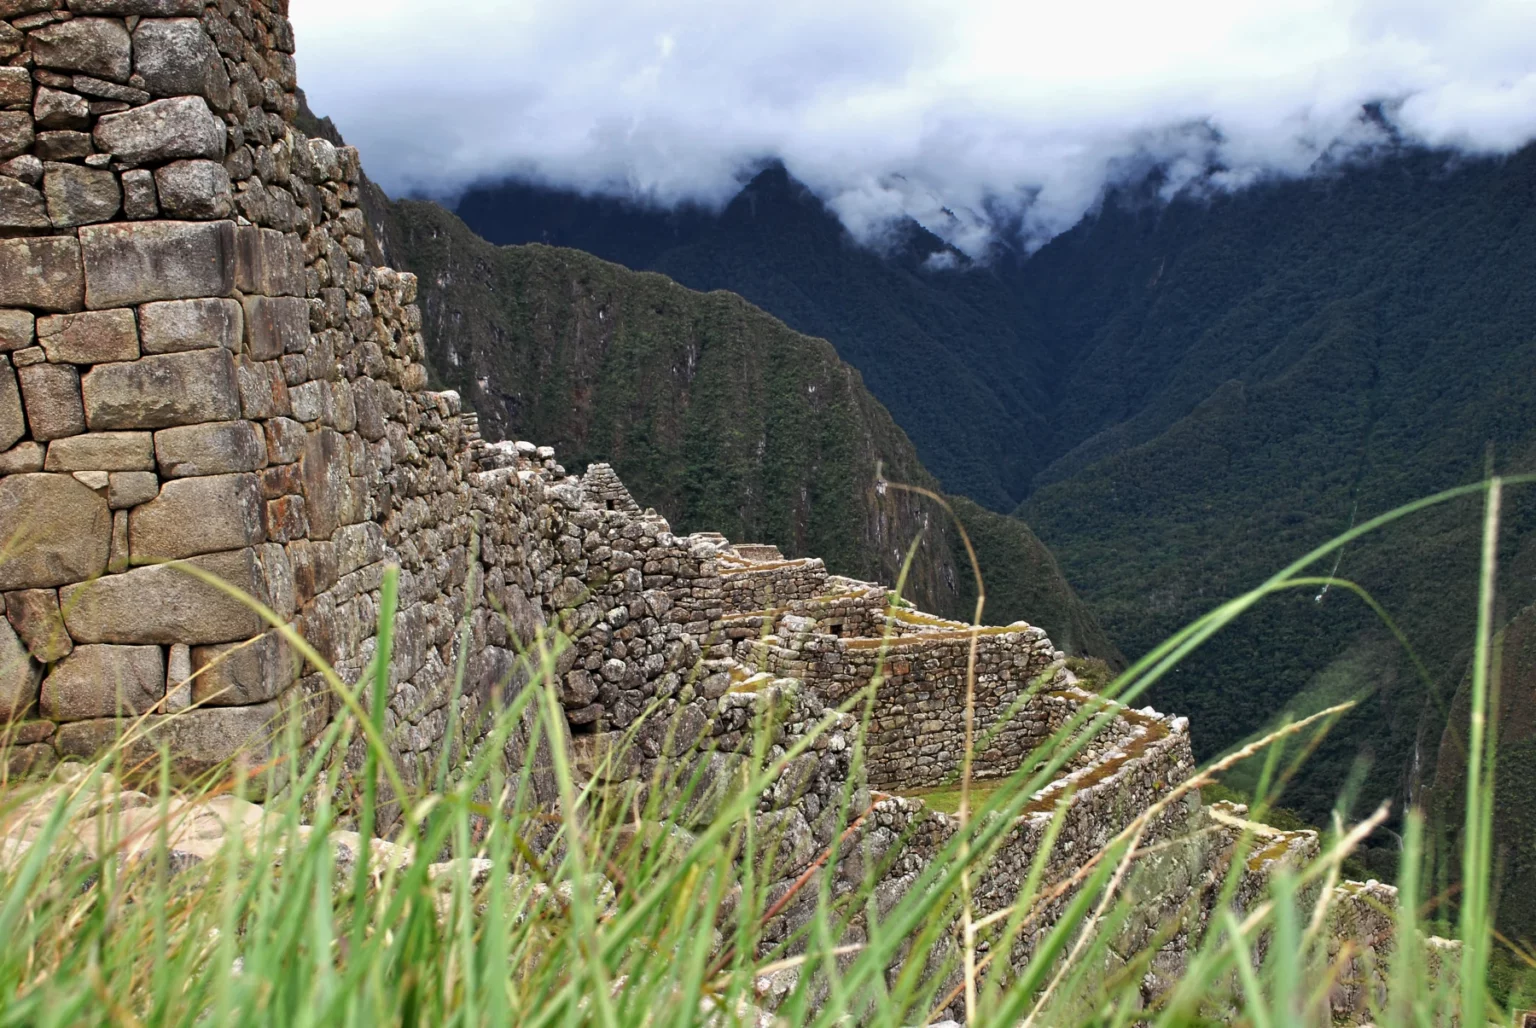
[290,0,1536,253]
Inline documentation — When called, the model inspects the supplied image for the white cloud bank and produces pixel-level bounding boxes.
[290,0,1536,252]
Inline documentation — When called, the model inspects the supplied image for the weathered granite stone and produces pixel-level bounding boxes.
[54,698,283,777]
[155,160,232,220]
[133,17,231,109]
[72,470,110,497]
[34,131,94,162]
[0,236,84,313]
[61,547,266,645]
[94,97,225,165]
[234,226,304,297]
[33,87,90,131]
[81,348,240,429]
[107,508,128,572]
[0,442,44,475]
[0,113,34,163]
[263,416,304,464]
[3,588,71,662]
[129,472,263,561]
[0,619,40,721]
[1,720,54,747]
[0,67,29,106]
[0,176,50,231]
[0,473,110,590]
[0,357,22,452]
[242,295,308,361]
[107,470,158,509]
[0,155,43,187]
[234,357,288,419]
[139,298,241,354]
[27,19,132,82]
[163,641,191,713]
[0,311,34,352]
[0,23,17,62]
[562,669,599,707]
[70,74,149,105]
[42,162,121,227]
[18,363,86,440]
[191,630,298,706]
[80,220,237,309]
[66,0,204,13]
[43,430,153,471]
[121,168,158,220]
[40,644,163,721]
[299,427,344,540]
[36,309,138,364]
[154,419,265,477]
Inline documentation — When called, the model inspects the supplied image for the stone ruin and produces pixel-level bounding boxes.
[0,0,1435,1019]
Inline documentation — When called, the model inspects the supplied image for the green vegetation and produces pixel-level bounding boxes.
[0,482,1528,1023]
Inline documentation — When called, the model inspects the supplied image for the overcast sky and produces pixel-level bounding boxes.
[291,0,1536,252]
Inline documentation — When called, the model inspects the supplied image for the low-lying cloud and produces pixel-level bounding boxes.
[291,0,1536,253]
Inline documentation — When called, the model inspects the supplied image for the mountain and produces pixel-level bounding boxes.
[450,145,1536,839]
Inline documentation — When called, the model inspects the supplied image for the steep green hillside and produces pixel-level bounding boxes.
[381,200,1117,657]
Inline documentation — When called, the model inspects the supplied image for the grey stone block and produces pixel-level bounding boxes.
[191,630,299,707]
[122,168,158,220]
[65,0,204,13]
[34,131,93,162]
[54,698,284,781]
[107,470,159,509]
[0,176,50,231]
[36,309,138,365]
[94,96,225,165]
[3,588,71,662]
[155,159,232,220]
[18,363,86,441]
[0,356,21,452]
[0,619,40,721]
[263,416,304,464]
[61,547,267,645]
[0,310,33,352]
[0,67,29,106]
[80,220,236,309]
[42,162,121,227]
[81,348,240,430]
[40,643,163,721]
[27,18,131,82]
[242,295,309,360]
[132,17,231,110]
[0,442,44,475]
[154,419,266,478]
[129,471,264,561]
[43,431,154,472]
[234,226,305,297]
[0,473,110,591]
[33,86,90,131]
[0,236,84,313]
[0,113,33,163]
[139,298,241,354]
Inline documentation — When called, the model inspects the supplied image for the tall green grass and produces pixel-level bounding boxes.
[0,478,1528,1025]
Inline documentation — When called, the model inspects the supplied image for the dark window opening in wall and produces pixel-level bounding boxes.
[828,621,844,637]
[567,714,599,736]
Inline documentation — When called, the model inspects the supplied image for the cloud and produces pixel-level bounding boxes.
[290,0,1536,253]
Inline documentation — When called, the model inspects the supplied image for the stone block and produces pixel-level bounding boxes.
[18,363,85,441]
[289,380,322,422]
[34,131,94,162]
[40,643,163,721]
[72,470,109,496]
[288,539,337,606]
[80,220,236,309]
[0,236,84,313]
[234,356,288,419]
[263,494,306,543]
[155,159,232,220]
[122,168,158,219]
[81,348,240,430]
[66,0,204,13]
[0,473,110,590]
[0,310,34,352]
[36,309,138,365]
[54,698,284,779]
[154,419,265,478]
[94,96,225,165]
[334,521,384,577]
[107,470,158,509]
[34,87,90,131]
[27,18,131,82]
[61,547,267,645]
[300,428,344,540]
[43,430,153,472]
[242,295,309,361]
[129,472,263,561]
[0,619,40,721]
[0,113,33,163]
[191,630,298,707]
[0,176,50,231]
[107,508,128,571]
[263,416,304,464]
[0,356,21,452]
[0,67,29,106]
[139,298,241,354]
[234,226,304,297]
[132,17,231,109]
[42,162,121,227]
[0,442,44,475]
[4,588,70,662]
[163,641,190,712]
